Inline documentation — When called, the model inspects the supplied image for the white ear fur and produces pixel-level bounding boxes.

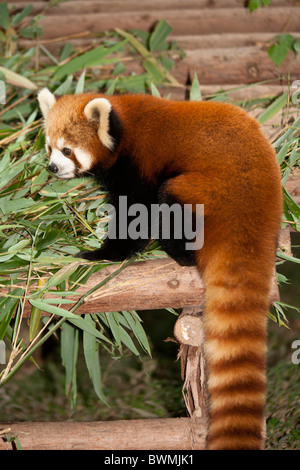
[84,98,114,151]
[38,88,56,121]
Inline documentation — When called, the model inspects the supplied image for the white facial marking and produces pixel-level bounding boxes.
[45,135,51,152]
[50,149,76,179]
[57,137,65,150]
[74,148,93,172]
[38,88,56,122]
[84,98,114,150]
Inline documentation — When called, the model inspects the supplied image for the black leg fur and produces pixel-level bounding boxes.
[75,236,148,262]
[157,181,197,266]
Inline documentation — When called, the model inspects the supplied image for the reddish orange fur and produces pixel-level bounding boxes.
[45,93,283,450]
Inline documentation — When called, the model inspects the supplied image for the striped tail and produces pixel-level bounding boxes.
[201,250,273,450]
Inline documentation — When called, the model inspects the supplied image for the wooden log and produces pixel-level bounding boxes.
[28,8,300,40]
[0,418,206,450]
[172,32,300,51]
[9,0,297,13]
[175,46,300,85]
[19,251,281,318]
[58,41,297,86]
[21,258,206,317]
[20,40,300,87]
[62,42,298,87]
[174,314,204,348]
[7,0,297,11]
[118,44,300,85]
[176,307,209,431]
[19,31,300,57]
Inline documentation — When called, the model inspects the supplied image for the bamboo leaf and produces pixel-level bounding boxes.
[0,3,10,29]
[282,187,300,221]
[29,278,47,342]
[149,19,172,52]
[288,145,299,166]
[35,228,61,252]
[61,321,78,407]
[143,58,164,81]
[258,92,288,124]
[190,72,202,101]
[276,142,290,165]
[150,82,161,97]
[268,44,289,68]
[0,67,37,90]
[60,42,73,62]
[105,312,121,347]
[122,311,151,356]
[277,251,300,264]
[0,289,23,340]
[11,4,33,26]
[105,311,140,355]
[75,69,86,94]
[117,325,140,356]
[116,28,181,87]
[7,239,30,253]
[294,38,300,55]
[106,78,118,95]
[29,300,111,343]
[54,75,73,95]
[54,41,127,80]
[83,315,108,404]
[272,115,300,148]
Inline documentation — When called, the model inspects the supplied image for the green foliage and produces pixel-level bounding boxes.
[189,72,202,102]
[247,1,300,68]
[248,0,272,13]
[266,361,300,449]
[268,35,300,68]
[0,1,41,56]
[0,5,178,404]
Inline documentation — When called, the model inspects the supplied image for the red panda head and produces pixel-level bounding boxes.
[37,89,121,179]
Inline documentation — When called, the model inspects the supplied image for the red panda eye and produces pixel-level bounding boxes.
[62,147,71,157]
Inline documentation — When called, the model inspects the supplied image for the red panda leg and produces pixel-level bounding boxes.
[159,173,281,450]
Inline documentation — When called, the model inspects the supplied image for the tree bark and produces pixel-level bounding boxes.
[0,418,206,450]
[20,257,280,317]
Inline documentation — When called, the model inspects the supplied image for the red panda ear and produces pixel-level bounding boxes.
[83,98,115,151]
[38,88,56,122]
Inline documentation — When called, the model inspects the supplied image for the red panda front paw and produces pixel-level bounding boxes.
[75,248,127,262]
[75,250,99,261]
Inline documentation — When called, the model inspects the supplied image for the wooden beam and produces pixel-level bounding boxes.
[9,0,296,13]
[122,44,300,86]
[23,8,300,40]
[20,255,280,317]
[176,46,300,85]
[0,418,206,450]
[22,258,206,317]
[20,31,294,55]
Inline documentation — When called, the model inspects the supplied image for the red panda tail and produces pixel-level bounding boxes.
[200,246,275,450]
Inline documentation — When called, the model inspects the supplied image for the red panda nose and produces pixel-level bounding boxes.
[48,163,58,174]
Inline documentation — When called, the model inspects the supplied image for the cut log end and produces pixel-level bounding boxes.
[174,315,204,347]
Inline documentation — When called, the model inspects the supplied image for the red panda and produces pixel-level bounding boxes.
[38,89,283,450]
